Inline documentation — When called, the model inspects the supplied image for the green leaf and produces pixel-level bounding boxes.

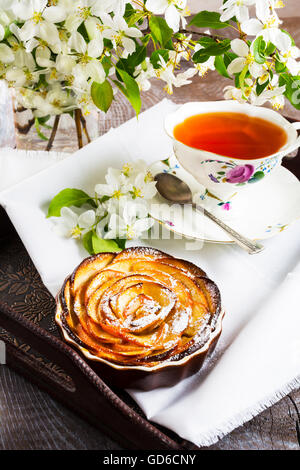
[91,80,114,113]
[265,42,276,56]
[214,55,231,79]
[92,233,120,253]
[275,59,287,73]
[253,36,266,64]
[82,231,94,255]
[256,80,269,96]
[123,3,135,22]
[34,118,48,141]
[224,51,238,67]
[150,49,169,69]
[249,171,265,183]
[280,73,300,110]
[189,11,230,29]
[128,11,145,27]
[116,45,147,76]
[239,65,248,89]
[102,56,112,76]
[149,16,173,47]
[197,37,216,48]
[193,39,231,63]
[78,22,89,42]
[115,238,127,250]
[115,68,141,116]
[47,189,96,218]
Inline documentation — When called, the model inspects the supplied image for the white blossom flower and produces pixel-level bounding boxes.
[121,160,154,180]
[173,34,193,61]
[277,33,300,75]
[128,172,157,201]
[95,168,129,200]
[173,67,197,87]
[146,0,187,32]
[224,85,244,103]
[100,13,143,58]
[0,7,14,41]
[33,83,77,117]
[64,0,129,32]
[68,31,105,85]
[154,54,192,94]
[250,75,286,110]
[134,59,155,92]
[7,24,36,68]
[241,2,286,49]
[54,207,96,239]
[0,43,14,63]
[227,38,264,78]
[6,58,43,87]
[224,78,254,102]
[105,202,153,240]
[74,84,97,116]
[193,43,215,77]
[13,0,65,47]
[220,0,256,23]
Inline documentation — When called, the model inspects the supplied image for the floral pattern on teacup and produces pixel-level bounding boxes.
[226,164,255,183]
[202,158,279,186]
[265,223,288,233]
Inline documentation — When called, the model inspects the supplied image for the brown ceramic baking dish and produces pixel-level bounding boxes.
[56,247,224,390]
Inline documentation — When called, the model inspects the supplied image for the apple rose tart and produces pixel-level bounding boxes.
[56,247,223,383]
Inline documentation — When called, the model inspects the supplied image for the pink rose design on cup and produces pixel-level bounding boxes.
[226,164,255,184]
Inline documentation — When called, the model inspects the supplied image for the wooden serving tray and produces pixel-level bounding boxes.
[0,208,199,450]
[0,124,299,450]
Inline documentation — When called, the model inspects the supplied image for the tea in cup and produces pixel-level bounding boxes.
[165,101,300,199]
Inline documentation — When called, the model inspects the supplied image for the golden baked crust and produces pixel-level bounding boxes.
[56,247,222,367]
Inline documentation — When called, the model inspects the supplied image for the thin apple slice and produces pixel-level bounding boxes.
[71,253,116,294]
[86,317,122,344]
[86,273,131,323]
[129,264,193,308]
[159,258,206,278]
[85,269,124,301]
[112,247,173,263]
[114,283,143,319]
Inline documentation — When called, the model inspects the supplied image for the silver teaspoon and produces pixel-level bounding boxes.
[154,172,264,255]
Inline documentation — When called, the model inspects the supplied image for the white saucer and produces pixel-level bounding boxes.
[150,155,300,244]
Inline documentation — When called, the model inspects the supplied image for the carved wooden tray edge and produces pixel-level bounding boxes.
[0,213,197,450]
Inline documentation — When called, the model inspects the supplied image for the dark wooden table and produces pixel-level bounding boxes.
[0,18,300,451]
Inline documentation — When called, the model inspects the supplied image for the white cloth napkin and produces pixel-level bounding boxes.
[0,99,300,448]
[0,147,66,191]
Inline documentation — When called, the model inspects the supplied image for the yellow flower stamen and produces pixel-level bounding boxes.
[245,53,254,65]
[70,226,82,239]
[271,97,283,110]
[144,171,153,183]
[24,69,33,81]
[122,163,132,177]
[126,225,135,239]
[65,75,74,86]
[51,98,62,107]
[77,6,91,20]
[79,52,91,64]
[50,69,58,80]
[33,11,43,24]
[195,64,209,77]
[112,190,123,199]
[132,187,142,199]
[263,16,278,29]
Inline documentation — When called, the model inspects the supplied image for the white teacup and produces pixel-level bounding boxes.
[165,101,300,200]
